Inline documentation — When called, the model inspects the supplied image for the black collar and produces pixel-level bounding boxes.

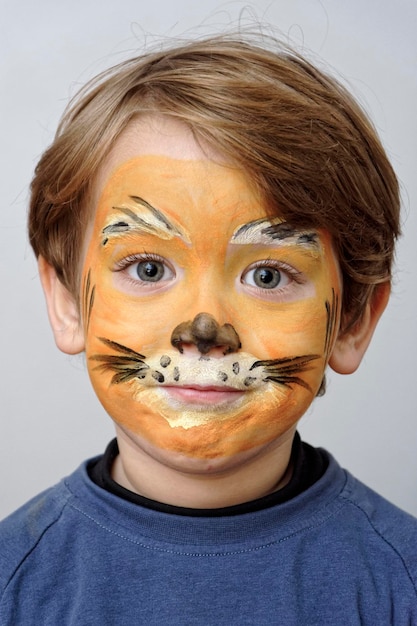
[88,432,327,517]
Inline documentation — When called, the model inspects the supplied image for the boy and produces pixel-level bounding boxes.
[1,34,416,623]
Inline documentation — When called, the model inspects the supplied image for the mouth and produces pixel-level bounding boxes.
[160,384,246,406]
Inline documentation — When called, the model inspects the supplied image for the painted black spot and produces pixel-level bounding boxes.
[232,362,240,374]
[152,371,165,383]
[160,355,171,368]
[173,367,180,382]
[137,373,147,380]
[218,371,228,382]
[244,376,257,387]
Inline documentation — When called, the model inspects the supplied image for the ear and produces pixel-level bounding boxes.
[38,256,85,355]
[329,282,390,375]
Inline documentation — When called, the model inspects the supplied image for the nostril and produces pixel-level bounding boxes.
[219,323,242,353]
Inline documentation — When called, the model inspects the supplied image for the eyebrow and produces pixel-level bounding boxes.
[101,196,190,244]
[231,219,319,248]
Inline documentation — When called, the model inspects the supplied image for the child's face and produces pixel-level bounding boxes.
[81,115,342,470]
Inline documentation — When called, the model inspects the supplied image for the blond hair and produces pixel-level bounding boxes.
[29,34,400,331]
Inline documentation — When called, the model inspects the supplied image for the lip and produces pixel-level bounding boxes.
[162,385,245,406]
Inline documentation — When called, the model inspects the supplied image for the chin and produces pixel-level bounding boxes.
[118,423,287,476]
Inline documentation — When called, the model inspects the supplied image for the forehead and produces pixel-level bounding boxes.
[91,114,275,235]
[90,115,337,267]
[95,155,268,229]
[95,113,224,193]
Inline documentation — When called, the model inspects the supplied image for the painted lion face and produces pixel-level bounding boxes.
[81,116,341,465]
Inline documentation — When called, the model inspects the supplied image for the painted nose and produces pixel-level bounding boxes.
[171,312,241,356]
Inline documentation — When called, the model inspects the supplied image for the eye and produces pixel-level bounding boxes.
[242,262,291,290]
[245,266,283,289]
[129,259,169,283]
[115,253,175,286]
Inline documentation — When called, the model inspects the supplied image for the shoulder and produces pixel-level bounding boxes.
[336,468,417,591]
[0,475,73,593]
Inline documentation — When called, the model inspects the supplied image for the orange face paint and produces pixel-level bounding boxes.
[82,140,341,461]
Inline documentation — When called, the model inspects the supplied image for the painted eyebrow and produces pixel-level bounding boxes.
[231,218,319,247]
[101,196,189,244]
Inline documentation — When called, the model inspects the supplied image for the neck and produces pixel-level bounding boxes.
[111,426,296,509]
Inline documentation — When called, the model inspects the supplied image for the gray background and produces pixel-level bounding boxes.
[1,0,416,519]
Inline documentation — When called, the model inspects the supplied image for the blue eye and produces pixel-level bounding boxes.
[250,267,281,288]
[135,260,166,282]
[124,256,175,284]
[242,263,291,290]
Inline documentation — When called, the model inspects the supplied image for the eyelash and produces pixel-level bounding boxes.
[114,252,163,271]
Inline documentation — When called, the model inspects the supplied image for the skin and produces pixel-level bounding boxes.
[78,116,343,499]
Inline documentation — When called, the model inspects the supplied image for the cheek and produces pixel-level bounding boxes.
[239,296,330,361]
[86,297,150,360]
[82,262,173,353]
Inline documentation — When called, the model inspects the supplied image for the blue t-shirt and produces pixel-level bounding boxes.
[1,447,416,624]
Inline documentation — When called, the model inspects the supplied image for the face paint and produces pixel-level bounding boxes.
[82,147,341,462]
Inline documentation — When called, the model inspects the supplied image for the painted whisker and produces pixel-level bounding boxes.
[251,354,320,392]
[90,335,319,393]
[90,337,149,384]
